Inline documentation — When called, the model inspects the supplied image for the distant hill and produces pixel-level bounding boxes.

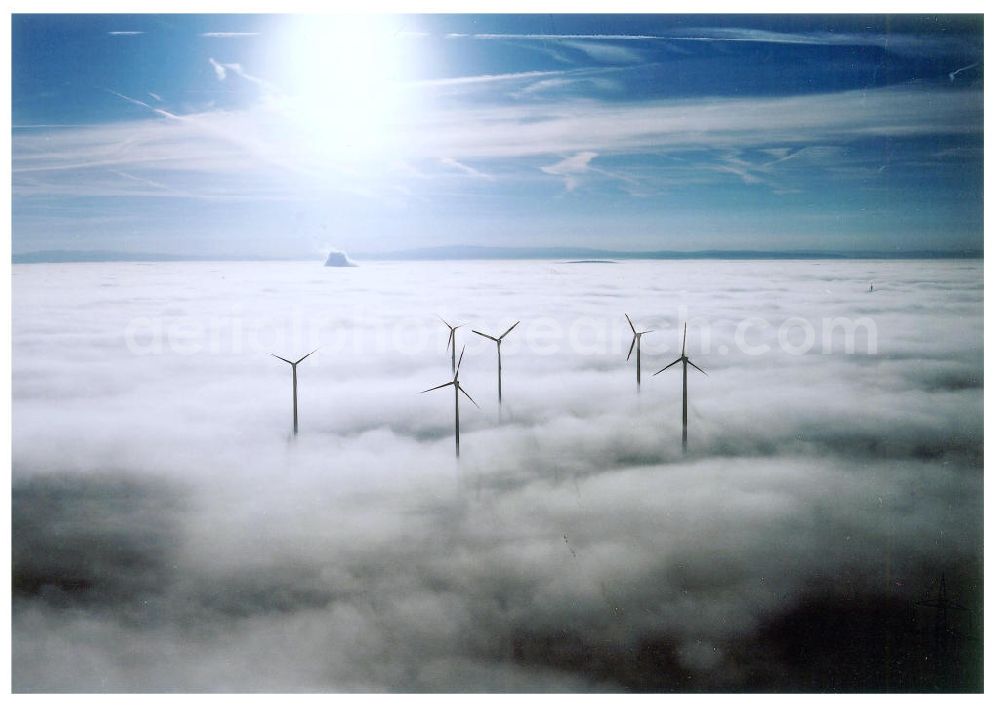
[324,251,357,267]
[11,245,983,264]
[351,245,984,261]
[11,250,310,264]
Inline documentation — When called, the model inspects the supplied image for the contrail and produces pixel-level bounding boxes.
[949,62,979,82]
[104,89,180,120]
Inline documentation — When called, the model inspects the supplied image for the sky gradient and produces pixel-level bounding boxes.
[11,14,984,257]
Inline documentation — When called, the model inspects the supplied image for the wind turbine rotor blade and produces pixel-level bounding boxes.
[654,357,683,375]
[446,328,455,351]
[422,381,455,393]
[458,385,480,408]
[456,345,466,372]
[472,329,498,342]
[640,330,654,335]
[625,313,636,334]
[439,316,452,328]
[270,354,294,365]
[688,361,709,376]
[627,335,637,361]
[682,322,687,355]
[294,349,319,365]
[499,321,520,339]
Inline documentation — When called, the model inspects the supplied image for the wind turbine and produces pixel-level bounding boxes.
[917,575,970,682]
[422,345,479,457]
[653,322,707,452]
[270,349,317,436]
[625,313,653,389]
[440,317,464,374]
[472,321,519,404]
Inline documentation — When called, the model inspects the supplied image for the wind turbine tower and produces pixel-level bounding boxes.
[654,322,707,452]
[270,350,317,435]
[472,321,519,404]
[916,575,969,684]
[625,313,653,389]
[440,317,463,374]
[422,346,479,457]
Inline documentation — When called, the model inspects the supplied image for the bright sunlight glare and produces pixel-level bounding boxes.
[273,16,416,160]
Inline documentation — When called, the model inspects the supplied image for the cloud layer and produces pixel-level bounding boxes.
[11,259,984,691]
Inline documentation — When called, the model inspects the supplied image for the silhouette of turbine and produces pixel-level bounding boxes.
[916,574,969,682]
[654,322,707,452]
[472,321,519,404]
[440,317,464,374]
[270,349,317,436]
[625,313,653,389]
[422,345,479,457]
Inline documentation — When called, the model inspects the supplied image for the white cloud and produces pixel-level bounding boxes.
[413,86,982,159]
[104,89,180,120]
[559,40,644,64]
[208,57,227,81]
[667,27,980,57]
[11,260,984,690]
[541,151,598,192]
[208,58,278,95]
[516,76,621,97]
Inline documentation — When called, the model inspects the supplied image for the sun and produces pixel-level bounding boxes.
[272,16,414,160]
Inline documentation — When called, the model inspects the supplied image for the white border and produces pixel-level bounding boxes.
[2,1,990,703]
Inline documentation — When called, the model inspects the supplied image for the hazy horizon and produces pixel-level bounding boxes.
[10,245,987,264]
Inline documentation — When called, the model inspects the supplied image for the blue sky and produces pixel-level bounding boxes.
[11,14,984,257]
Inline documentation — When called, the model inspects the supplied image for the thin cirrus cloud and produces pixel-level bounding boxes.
[439,157,494,181]
[409,69,570,88]
[409,85,982,159]
[412,66,628,98]
[11,84,982,201]
[445,33,664,40]
[103,89,180,121]
[439,28,975,62]
[514,77,622,97]
[558,40,645,64]
[201,32,260,37]
[666,27,982,58]
[443,33,669,65]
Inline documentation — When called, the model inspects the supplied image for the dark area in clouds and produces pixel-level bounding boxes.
[12,260,983,692]
[12,471,982,692]
[13,476,182,608]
